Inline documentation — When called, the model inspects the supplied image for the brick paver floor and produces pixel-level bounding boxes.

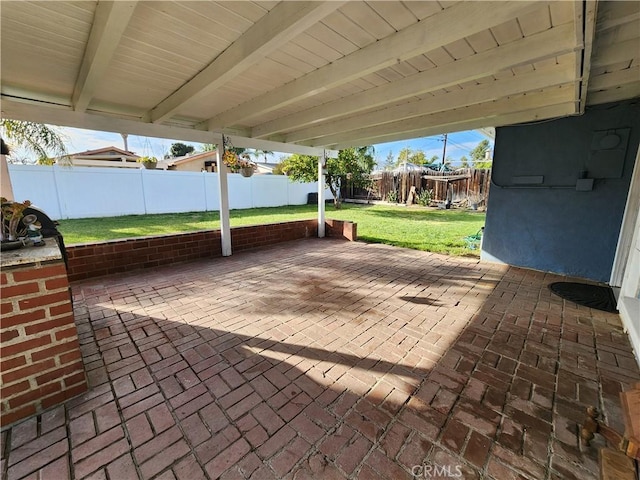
[2,238,639,480]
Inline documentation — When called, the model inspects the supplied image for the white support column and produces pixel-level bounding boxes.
[318,152,326,238]
[1,154,14,200]
[217,144,232,256]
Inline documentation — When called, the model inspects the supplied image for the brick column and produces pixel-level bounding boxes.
[1,257,87,427]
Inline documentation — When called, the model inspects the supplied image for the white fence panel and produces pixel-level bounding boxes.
[7,165,331,219]
[141,170,207,214]
[203,174,220,211]
[252,175,289,208]
[9,165,62,219]
[56,166,145,219]
[227,174,253,210]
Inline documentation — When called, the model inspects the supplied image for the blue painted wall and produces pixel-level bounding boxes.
[482,99,640,282]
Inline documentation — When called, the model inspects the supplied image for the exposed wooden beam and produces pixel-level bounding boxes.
[577,0,599,113]
[285,64,575,143]
[72,1,137,112]
[149,1,344,124]
[0,97,335,157]
[331,103,577,150]
[206,1,545,130]
[252,23,576,139]
[310,86,574,147]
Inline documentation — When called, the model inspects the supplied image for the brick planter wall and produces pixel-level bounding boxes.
[1,260,87,427]
[325,219,357,241]
[66,220,320,282]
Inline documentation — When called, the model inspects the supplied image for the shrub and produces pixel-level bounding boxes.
[417,189,433,206]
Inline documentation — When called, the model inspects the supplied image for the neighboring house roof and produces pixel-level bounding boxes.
[61,146,141,168]
[70,146,138,158]
[157,151,217,169]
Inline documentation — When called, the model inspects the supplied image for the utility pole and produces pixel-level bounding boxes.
[441,133,448,170]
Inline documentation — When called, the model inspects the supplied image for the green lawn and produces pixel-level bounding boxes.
[57,204,486,256]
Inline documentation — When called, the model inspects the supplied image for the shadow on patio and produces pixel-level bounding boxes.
[2,238,639,480]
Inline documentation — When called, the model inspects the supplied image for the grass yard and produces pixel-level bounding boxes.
[57,204,486,256]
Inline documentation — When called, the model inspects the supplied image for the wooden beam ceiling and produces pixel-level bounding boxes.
[205,1,545,131]
[72,1,137,112]
[148,1,344,124]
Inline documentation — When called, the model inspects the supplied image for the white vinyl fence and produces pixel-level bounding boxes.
[8,165,330,220]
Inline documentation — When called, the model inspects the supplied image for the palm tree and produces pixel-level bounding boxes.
[1,120,68,199]
[251,149,273,163]
[1,120,67,163]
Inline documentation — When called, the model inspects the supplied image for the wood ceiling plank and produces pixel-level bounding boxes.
[587,82,640,105]
[517,4,552,36]
[321,10,377,48]
[305,22,359,57]
[208,1,545,130]
[490,19,523,45]
[592,38,640,68]
[589,66,640,90]
[596,1,640,32]
[148,1,344,124]
[252,23,577,138]
[442,38,475,60]
[549,1,574,27]
[424,47,456,67]
[402,1,444,21]
[340,2,395,39]
[367,1,418,31]
[405,54,437,72]
[294,33,344,63]
[466,30,499,53]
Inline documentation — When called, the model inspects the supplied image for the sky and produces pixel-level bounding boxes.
[6,125,493,168]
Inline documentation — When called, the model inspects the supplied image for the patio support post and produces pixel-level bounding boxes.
[217,143,232,256]
[0,152,14,200]
[318,152,326,237]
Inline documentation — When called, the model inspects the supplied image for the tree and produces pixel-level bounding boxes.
[281,146,375,209]
[169,142,195,157]
[460,155,470,168]
[383,151,395,171]
[397,147,413,165]
[0,120,67,163]
[200,143,218,152]
[470,140,492,168]
[249,149,273,163]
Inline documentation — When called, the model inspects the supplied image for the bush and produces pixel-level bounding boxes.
[417,189,433,206]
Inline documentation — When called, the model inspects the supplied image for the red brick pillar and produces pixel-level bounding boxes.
[1,257,87,427]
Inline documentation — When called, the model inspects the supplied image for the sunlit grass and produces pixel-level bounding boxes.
[58,203,486,256]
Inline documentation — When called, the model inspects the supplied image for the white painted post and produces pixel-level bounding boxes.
[318,152,326,238]
[0,154,14,200]
[217,144,232,256]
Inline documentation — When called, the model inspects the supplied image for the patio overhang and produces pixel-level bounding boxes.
[1,1,637,151]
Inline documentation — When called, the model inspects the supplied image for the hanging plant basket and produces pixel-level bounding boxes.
[240,167,254,178]
[143,161,157,170]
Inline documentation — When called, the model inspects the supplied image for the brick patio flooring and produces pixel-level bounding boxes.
[2,238,639,480]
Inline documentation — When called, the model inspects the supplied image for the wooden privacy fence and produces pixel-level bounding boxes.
[348,168,492,205]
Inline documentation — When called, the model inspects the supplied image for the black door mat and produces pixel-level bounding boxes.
[548,282,618,313]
